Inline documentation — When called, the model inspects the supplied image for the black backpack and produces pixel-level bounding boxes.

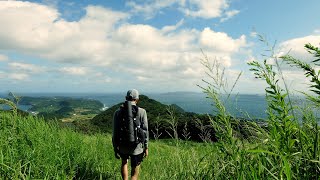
[118,101,146,146]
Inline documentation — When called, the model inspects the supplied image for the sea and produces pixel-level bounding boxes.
[0,92,318,119]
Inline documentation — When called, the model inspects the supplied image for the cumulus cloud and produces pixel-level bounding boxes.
[276,35,320,92]
[59,67,90,76]
[182,0,229,19]
[278,35,320,61]
[199,28,246,53]
[0,1,248,91]
[126,0,179,19]
[110,24,246,82]
[126,0,237,20]
[5,62,46,82]
[0,1,128,63]
[246,34,320,93]
[0,1,60,49]
[8,62,45,74]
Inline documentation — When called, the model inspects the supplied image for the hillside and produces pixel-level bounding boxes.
[19,96,103,120]
[0,110,218,179]
[91,95,215,141]
[92,95,170,128]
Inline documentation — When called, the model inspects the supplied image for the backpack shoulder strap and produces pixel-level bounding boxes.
[118,103,126,120]
[132,105,140,127]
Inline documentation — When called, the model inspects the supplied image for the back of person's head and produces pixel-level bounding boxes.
[126,89,139,101]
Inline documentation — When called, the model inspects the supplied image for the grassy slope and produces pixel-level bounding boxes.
[1,110,320,179]
[0,111,216,179]
[1,104,319,179]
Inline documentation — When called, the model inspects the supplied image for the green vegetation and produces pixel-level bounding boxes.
[20,96,103,118]
[0,111,218,179]
[0,43,319,179]
[0,111,115,179]
[20,96,103,111]
[91,95,217,141]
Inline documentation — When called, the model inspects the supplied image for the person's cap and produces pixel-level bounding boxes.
[126,89,139,100]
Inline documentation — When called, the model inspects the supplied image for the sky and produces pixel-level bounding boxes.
[0,0,320,94]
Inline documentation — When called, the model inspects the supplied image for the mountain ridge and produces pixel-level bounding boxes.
[91,94,215,141]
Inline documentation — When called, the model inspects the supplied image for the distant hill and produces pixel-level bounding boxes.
[92,95,171,130]
[19,96,103,119]
[91,95,215,141]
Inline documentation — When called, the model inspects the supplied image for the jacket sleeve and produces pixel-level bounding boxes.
[141,109,149,148]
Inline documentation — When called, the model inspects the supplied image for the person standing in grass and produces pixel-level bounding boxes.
[112,89,149,180]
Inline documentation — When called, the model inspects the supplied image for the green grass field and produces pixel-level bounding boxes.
[0,111,220,179]
[1,108,319,179]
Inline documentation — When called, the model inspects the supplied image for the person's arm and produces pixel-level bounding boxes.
[112,110,121,159]
[142,109,149,150]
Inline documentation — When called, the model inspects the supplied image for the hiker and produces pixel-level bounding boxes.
[112,89,149,180]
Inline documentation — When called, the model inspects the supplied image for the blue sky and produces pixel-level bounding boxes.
[0,0,319,94]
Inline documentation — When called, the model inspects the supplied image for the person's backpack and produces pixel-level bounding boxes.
[118,101,146,146]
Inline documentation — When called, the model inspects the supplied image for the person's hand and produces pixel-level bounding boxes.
[144,148,148,158]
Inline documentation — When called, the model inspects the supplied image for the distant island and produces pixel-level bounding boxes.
[19,96,104,122]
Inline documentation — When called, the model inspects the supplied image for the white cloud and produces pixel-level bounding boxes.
[0,54,8,61]
[199,27,246,53]
[110,24,247,82]
[220,9,240,22]
[0,1,60,49]
[244,34,320,94]
[126,0,178,19]
[281,70,312,93]
[181,0,229,19]
[161,19,184,33]
[5,62,45,82]
[0,1,248,91]
[126,0,236,20]
[0,1,128,63]
[274,35,320,92]
[8,73,29,81]
[8,62,45,73]
[279,35,320,61]
[59,67,90,76]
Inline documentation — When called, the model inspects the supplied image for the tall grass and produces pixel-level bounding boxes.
[0,111,117,179]
[196,41,320,179]
[0,111,221,179]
